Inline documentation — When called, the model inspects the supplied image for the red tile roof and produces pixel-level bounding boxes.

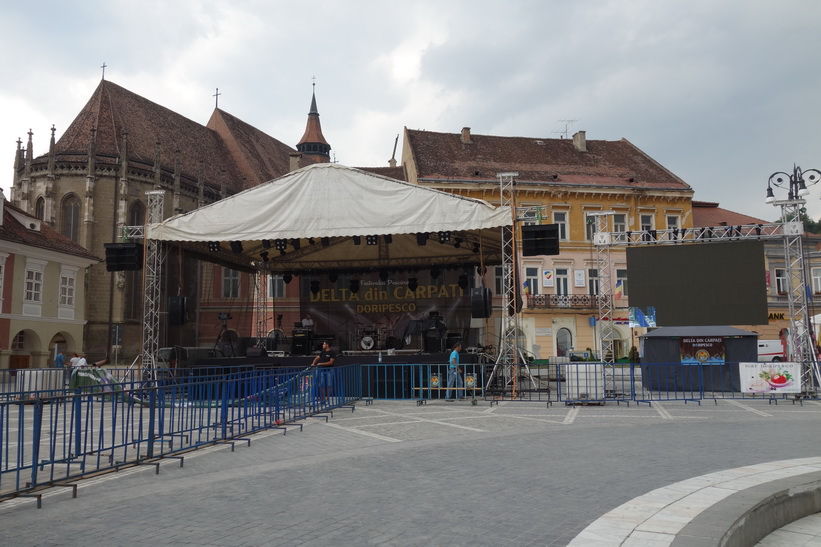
[405,128,692,191]
[356,166,406,181]
[39,80,295,194]
[0,201,100,261]
[691,200,770,227]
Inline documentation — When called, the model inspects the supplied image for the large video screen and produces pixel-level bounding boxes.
[626,240,768,326]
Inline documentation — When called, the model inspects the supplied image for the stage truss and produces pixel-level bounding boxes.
[593,217,821,397]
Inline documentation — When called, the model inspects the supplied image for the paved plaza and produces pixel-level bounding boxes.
[2,397,821,546]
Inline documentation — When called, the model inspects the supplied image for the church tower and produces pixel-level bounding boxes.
[296,85,331,163]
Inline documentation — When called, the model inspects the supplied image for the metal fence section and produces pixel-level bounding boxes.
[0,364,361,502]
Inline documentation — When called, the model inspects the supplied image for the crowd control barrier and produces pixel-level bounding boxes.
[0,364,360,502]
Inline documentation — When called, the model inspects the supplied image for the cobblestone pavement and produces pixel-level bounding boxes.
[2,397,821,546]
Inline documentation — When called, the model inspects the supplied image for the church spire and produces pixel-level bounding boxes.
[296,82,331,163]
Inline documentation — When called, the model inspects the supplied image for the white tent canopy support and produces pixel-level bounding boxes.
[147,163,512,272]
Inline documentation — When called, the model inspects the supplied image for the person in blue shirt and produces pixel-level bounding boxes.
[54,350,65,369]
[445,342,464,400]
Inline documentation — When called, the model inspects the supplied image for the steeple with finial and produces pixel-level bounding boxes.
[296,80,331,163]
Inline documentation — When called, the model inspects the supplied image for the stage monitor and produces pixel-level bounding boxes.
[626,240,768,326]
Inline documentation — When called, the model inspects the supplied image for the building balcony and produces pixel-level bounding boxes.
[526,294,611,310]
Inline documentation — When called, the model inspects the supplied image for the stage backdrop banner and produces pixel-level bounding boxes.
[738,362,801,393]
[680,337,725,365]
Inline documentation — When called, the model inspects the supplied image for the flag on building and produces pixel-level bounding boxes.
[522,280,531,295]
[614,279,624,300]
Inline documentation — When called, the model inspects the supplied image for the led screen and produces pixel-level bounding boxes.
[626,240,768,326]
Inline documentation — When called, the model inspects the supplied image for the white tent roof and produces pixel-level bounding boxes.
[148,163,511,272]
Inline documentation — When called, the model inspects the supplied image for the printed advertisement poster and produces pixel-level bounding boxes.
[680,337,725,365]
[739,362,801,393]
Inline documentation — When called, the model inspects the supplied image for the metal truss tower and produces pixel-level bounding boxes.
[254,266,269,347]
[590,212,617,395]
[773,200,819,394]
[485,172,536,395]
[141,190,165,382]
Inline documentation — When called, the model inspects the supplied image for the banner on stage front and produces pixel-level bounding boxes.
[739,362,801,393]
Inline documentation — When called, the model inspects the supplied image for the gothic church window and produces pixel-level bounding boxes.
[35,197,45,220]
[61,194,81,242]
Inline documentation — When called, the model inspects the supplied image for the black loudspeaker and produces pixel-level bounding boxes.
[168,296,187,326]
[104,242,144,271]
[292,333,312,355]
[521,224,560,256]
[471,287,492,318]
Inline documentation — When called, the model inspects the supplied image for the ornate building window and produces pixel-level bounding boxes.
[61,194,81,242]
[268,274,286,299]
[223,268,240,298]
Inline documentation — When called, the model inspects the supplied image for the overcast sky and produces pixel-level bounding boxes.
[1,0,819,222]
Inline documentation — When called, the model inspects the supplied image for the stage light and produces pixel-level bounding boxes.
[366,235,379,245]
[230,241,243,253]
[261,239,271,249]
[384,234,392,244]
[349,279,360,294]
[353,236,361,245]
[208,241,220,252]
[321,237,330,247]
[274,239,287,251]
[328,272,338,283]
[408,277,418,291]
[453,237,463,249]
[379,270,389,281]
[458,275,468,290]
[472,243,480,254]
[310,280,320,295]
[438,231,451,244]
[416,233,428,246]
[290,238,301,251]
[260,251,269,262]
[283,273,292,284]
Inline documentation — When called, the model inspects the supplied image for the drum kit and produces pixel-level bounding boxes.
[355,326,393,350]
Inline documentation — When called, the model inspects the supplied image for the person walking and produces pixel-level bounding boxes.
[445,342,464,401]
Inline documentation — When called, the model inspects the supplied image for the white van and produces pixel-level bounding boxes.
[757,340,785,362]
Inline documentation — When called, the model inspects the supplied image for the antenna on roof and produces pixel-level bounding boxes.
[553,119,578,139]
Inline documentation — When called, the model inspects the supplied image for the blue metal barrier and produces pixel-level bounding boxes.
[0,364,361,501]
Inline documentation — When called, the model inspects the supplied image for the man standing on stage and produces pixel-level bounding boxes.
[311,341,336,403]
[445,342,464,400]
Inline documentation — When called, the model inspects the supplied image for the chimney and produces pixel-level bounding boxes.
[461,127,472,144]
[572,130,587,152]
[289,152,302,172]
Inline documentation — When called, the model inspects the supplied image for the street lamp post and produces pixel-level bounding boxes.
[765,165,821,395]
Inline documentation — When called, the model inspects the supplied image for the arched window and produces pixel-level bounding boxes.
[129,201,146,227]
[61,194,81,242]
[34,197,45,220]
[556,328,573,357]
